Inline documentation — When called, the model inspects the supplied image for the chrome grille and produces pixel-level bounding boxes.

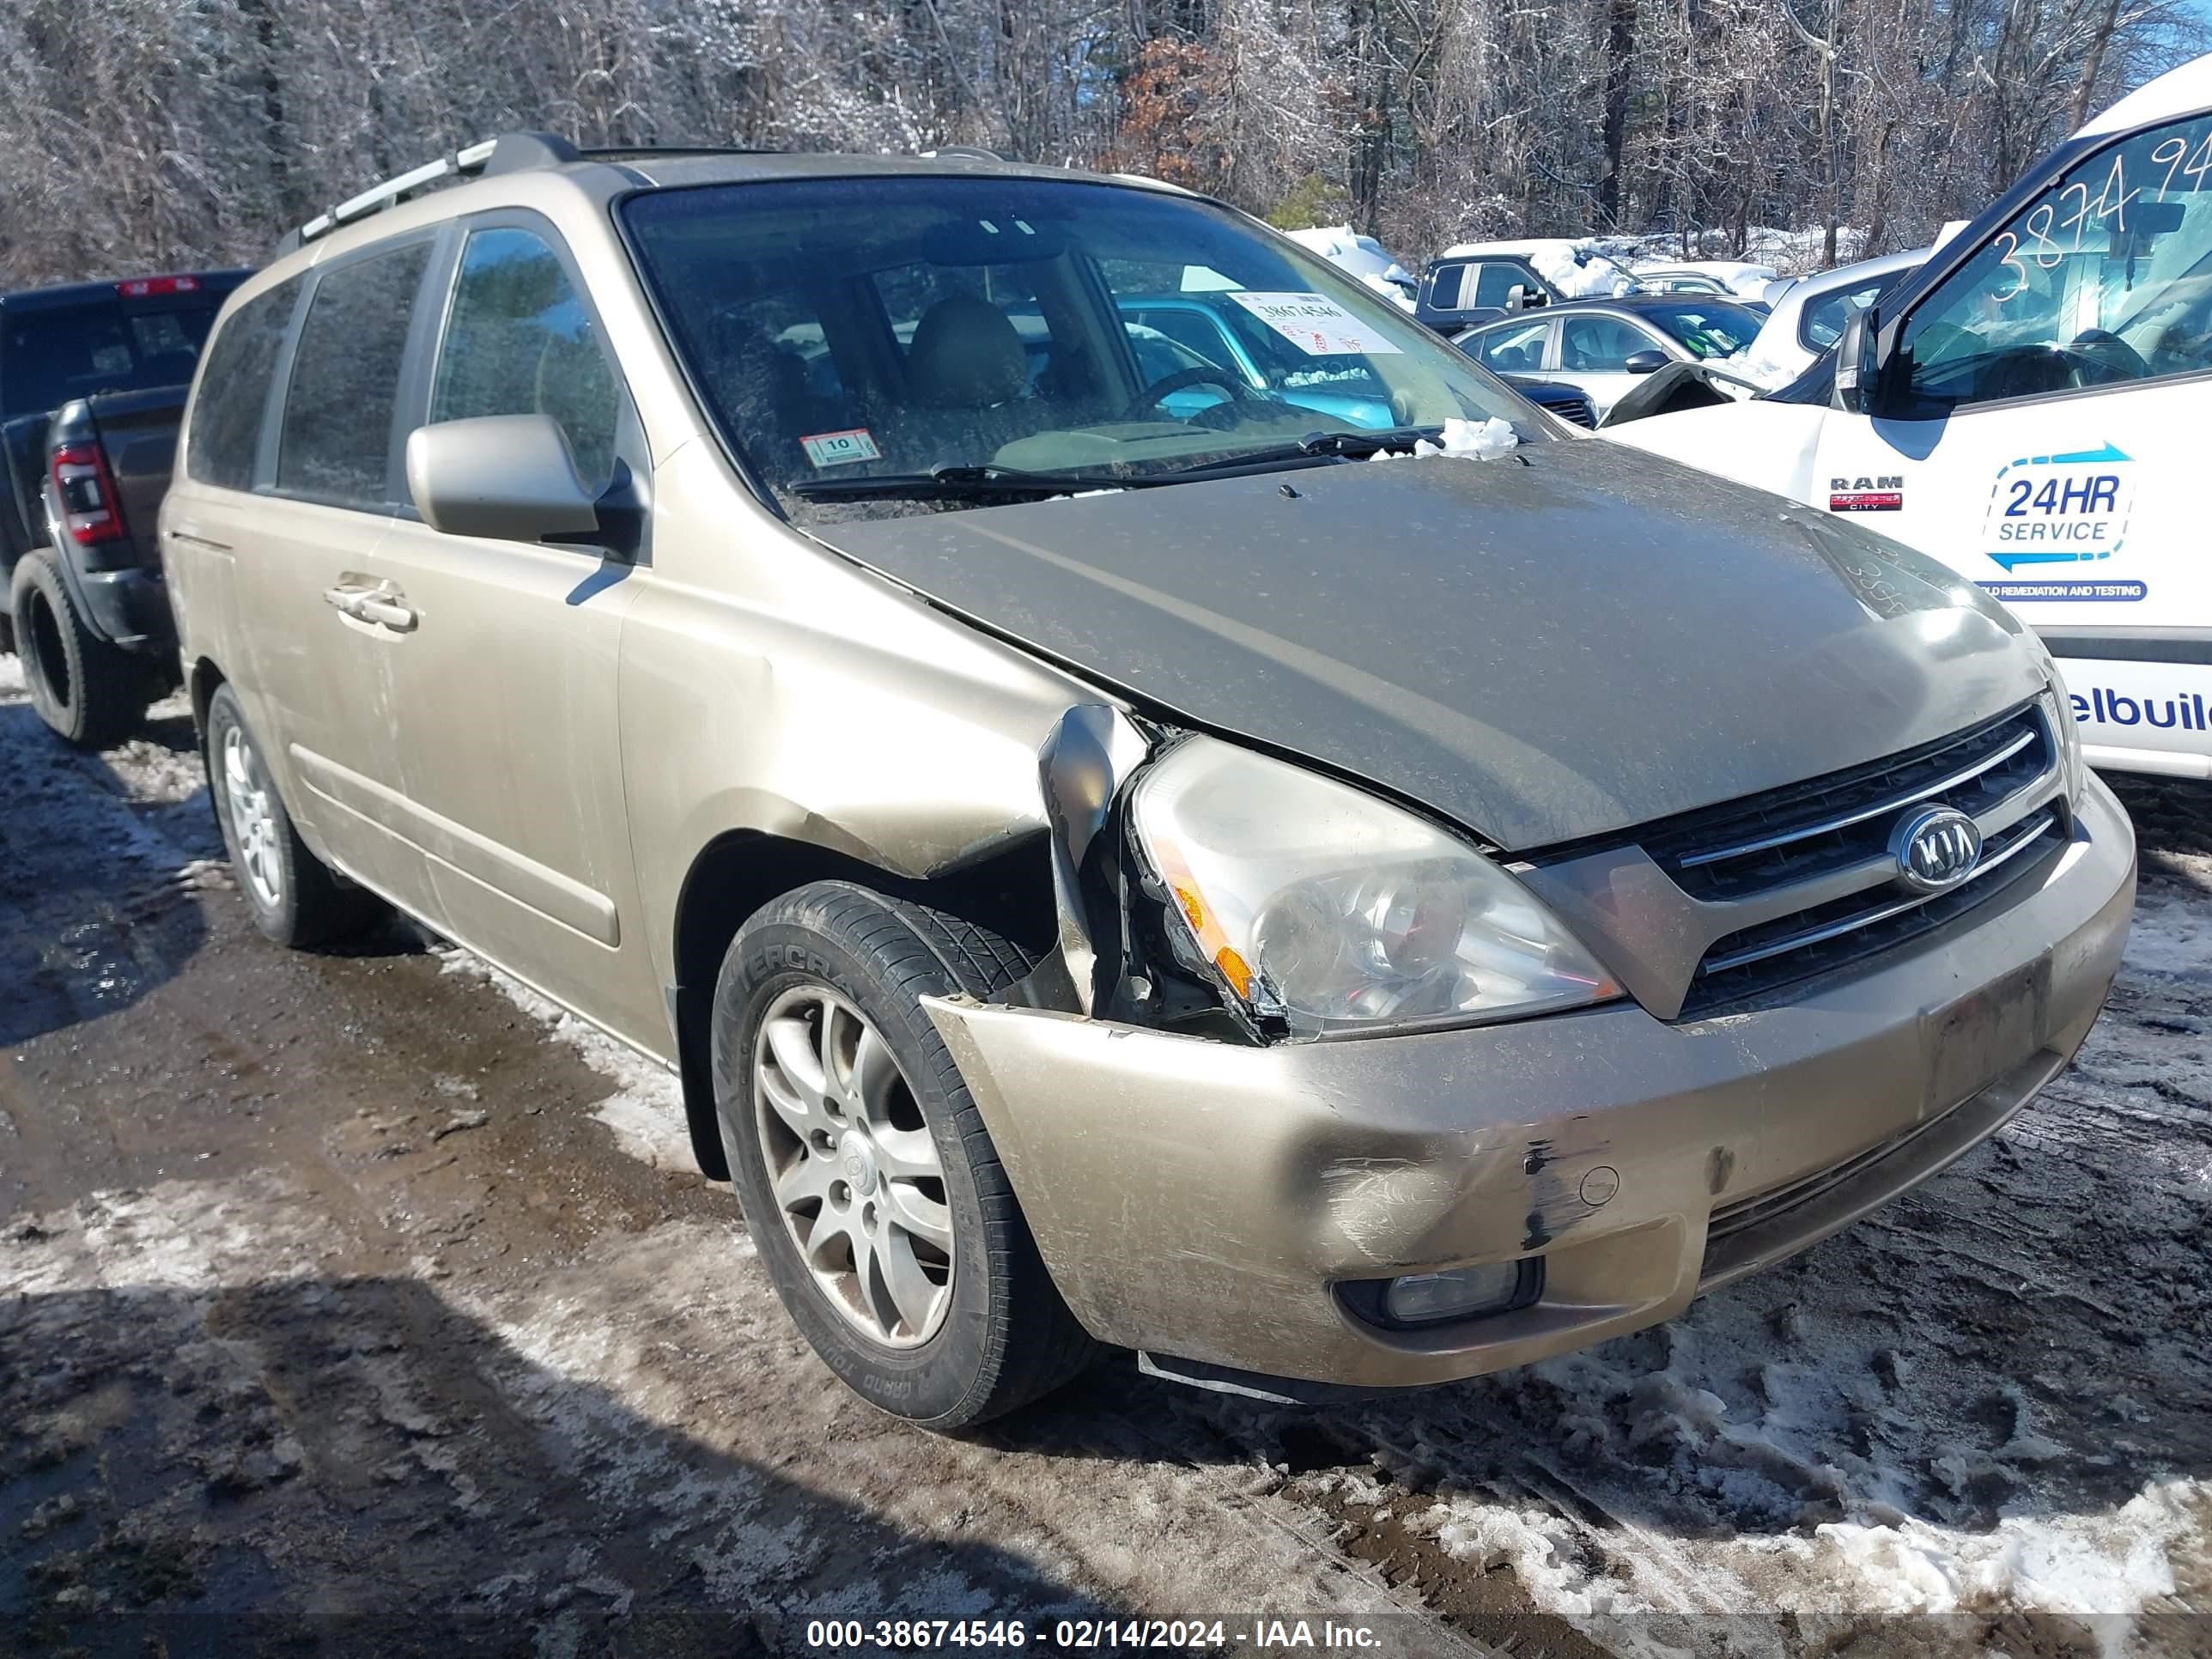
[1646,702,2066,1018]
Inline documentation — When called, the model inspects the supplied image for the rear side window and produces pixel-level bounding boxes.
[428,227,621,491]
[1474,319,1547,372]
[0,298,222,420]
[277,241,430,508]
[185,280,298,490]
[1559,314,1653,371]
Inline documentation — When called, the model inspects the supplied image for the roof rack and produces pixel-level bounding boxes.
[276,131,584,255]
[273,133,795,256]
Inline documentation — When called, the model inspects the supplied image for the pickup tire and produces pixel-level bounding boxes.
[711,881,1097,1429]
[9,548,150,748]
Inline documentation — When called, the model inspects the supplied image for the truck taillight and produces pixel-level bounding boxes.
[115,275,198,298]
[51,441,128,547]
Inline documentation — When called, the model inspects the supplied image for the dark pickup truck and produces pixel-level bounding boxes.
[2,270,248,744]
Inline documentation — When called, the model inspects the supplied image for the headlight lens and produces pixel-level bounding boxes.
[1129,737,1620,1039]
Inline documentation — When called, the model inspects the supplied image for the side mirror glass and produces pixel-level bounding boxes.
[406,414,602,545]
[1832,304,1885,414]
[1623,349,1668,374]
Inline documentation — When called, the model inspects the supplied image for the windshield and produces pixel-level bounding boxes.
[1637,300,1762,358]
[0,299,221,419]
[623,176,1537,518]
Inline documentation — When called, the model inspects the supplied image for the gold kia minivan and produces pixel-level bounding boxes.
[163,133,2135,1428]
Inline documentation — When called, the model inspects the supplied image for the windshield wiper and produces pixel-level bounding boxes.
[1160,426,1443,477]
[790,464,1157,502]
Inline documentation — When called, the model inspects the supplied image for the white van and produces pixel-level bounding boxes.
[1605,55,2212,780]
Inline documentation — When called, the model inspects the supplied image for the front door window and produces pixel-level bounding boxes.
[1897,111,2212,414]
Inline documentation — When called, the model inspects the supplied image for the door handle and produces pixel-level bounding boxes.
[351,594,417,631]
[323,582,417,632]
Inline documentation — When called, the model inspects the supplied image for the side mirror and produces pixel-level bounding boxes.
[1623,349,1668,375]
[1832,304,1887,414]
[1504,283,1528,313]
[406,414,602,544]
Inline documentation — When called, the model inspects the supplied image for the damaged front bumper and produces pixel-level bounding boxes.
[923,777,2135,1389]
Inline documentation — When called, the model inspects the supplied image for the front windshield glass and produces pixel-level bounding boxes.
[622,176,1538,519]
[1638,300,1763,357]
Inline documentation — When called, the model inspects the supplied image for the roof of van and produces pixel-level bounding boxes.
[2076,52,2212,138]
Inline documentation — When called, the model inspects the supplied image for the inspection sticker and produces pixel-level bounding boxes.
[1226,292,1402,356]
[800,428,881,468]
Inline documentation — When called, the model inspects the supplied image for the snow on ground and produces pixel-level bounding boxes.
[8,653,2210,1651]
[1602,226,1872,280]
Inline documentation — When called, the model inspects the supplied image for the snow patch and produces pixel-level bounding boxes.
[1280,225,1419,311]
[1368,416,1519,463]
[1630,258,1778,296]
[1437,238,1641,299]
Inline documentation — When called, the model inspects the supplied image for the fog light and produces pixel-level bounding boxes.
[1382,1260,1536,1325]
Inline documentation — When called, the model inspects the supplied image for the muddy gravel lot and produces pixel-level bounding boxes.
[2,655,2208,1659]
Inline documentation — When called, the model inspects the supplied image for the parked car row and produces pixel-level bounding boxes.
[1457,291,1765,418]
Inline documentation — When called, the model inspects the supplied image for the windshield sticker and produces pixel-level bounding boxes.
[1829,474,1903,512]
[1978,442,2143,600]
[800,428,881,469]
[1225,292,1403,356]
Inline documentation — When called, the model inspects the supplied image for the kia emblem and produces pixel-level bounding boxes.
[1890,805,1984,893]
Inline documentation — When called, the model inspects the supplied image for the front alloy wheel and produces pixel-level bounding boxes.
[712,880,1096,1429]
[753,985,953,1346]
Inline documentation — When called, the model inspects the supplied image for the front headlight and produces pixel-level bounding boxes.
[1129,737,1621,1040]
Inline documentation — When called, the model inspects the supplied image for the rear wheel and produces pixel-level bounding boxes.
[205,684,384,947]
[712,881,1096,1429]
[9,549,150,747]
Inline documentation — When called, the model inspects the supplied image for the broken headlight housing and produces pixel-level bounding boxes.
[1128,737,1620,1040]
[2036,665,2086,807]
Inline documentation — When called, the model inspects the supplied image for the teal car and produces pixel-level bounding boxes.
[1117,295,1397,428]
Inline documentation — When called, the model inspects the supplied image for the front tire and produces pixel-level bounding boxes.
[9,548,150,747]
[712,881,1095,1429]
[205,684,384,948]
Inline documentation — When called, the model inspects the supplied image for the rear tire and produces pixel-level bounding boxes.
[9,548,149,747]
[205,684,385,948]
[712,880,1096,1429]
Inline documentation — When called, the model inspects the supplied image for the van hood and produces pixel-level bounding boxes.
[816,439,2045,851]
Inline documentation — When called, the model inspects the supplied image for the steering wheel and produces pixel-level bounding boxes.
[2063,328,2149,386]
[1121,365,1264,422]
